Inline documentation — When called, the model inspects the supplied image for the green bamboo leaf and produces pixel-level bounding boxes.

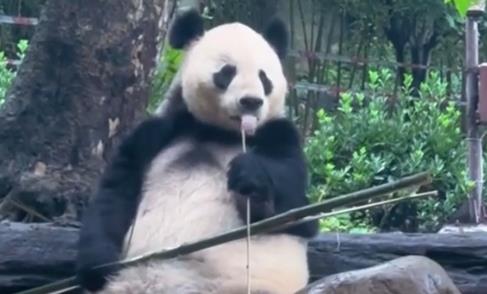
[447,0,474,16]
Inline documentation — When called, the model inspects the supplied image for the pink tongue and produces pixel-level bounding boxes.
[241,115,257,136]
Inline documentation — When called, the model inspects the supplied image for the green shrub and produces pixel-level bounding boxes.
[147,46,183,113]
[320,213,374,234]
[305,69,473,233]
[0,52,14,107]
[0,39,29,107]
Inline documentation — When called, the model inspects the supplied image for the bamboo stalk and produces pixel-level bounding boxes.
[274,190,437,232]
[8,199,52,222]
[16,171,431,294]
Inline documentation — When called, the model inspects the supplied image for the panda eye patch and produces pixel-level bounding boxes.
[213,64,237,90]
[259,70,273,96]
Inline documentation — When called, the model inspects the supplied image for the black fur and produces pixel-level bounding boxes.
[169,8,205,49]
[259,70,273,96]
[239,96,263,112]
[213,64,237,90]
[262,17,289,60]
[76,108,238,291]
[76,117,182,291]
[77,107,317,291]
[228,119,318,237]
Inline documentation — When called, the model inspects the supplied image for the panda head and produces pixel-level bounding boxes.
[168,9,289,133]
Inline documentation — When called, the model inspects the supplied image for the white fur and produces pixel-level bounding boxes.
[100,139,309,294]
[180,22,288,131]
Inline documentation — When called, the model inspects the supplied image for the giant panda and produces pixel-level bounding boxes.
[76,8,318,294]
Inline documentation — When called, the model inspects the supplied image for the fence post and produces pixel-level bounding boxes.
[478,63,487,122]
[465,1,485,224]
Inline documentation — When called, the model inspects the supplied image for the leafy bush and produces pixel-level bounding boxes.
[320,213,374,234]
[305,69,472,233]
[147,46,183,113]
[0,52,14,107]
[0,39,29,107]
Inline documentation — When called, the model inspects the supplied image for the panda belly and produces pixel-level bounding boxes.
[125,137,242,255]
[101,138,310,294]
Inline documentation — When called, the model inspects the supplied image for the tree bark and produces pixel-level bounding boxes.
[0,0,167,222]
[382,7,440,95]
[384,15,411,90]
[409,31,438,94]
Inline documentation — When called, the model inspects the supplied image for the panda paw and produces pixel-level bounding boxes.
[76,242,120,292]
[227,153,273,203]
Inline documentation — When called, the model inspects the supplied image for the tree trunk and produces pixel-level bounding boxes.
[410,42,436,94]
[209,0,279,31]
[383,10,411,92]
[0,0,167,223]
[393,45,406,89]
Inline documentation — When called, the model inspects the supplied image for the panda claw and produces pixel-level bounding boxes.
[227,153,272,202]
[77,267,109,292]
[76,241,120,291]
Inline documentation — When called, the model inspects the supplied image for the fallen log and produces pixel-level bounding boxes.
[1,222,486,294]
[0,222,78,293]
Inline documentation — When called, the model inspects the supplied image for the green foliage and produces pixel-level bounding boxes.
[320,213,375,234]
[16,39,29,59]
[0,39,27,107]
[305,69,473,233]
[445,0,477,16]
[330,0,470,82]
[0,51,14,106]
[147,46,184,113]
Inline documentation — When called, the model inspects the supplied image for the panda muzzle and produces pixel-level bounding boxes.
[239,96,263,112]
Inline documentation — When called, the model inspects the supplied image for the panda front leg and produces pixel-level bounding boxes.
[227,118,319,238]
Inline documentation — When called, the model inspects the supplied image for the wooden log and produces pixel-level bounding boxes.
[1,222,487,294]
[0,222,78,293]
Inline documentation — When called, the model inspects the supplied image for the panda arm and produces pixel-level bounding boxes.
[76,117,178,291]
[228,119,319,238]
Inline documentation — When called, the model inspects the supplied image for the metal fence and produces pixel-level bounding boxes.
[0,14,38,66]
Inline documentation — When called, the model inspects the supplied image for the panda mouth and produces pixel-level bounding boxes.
[230,115,258,123]
[230,115,259,136]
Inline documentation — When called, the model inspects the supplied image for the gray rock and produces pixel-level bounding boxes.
[298,255,461,294]
[307,233,487,293]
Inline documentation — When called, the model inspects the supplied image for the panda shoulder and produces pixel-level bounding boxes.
[255,118,302,150]
[116,112,190,164]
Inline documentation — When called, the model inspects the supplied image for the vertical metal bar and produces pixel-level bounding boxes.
[478,64,487,122]
[465,14,482,223]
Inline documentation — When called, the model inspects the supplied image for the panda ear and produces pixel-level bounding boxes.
[169,9,205,49]
[262,17,288,60]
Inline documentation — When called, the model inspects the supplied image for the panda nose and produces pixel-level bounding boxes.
[239,96,263,111]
